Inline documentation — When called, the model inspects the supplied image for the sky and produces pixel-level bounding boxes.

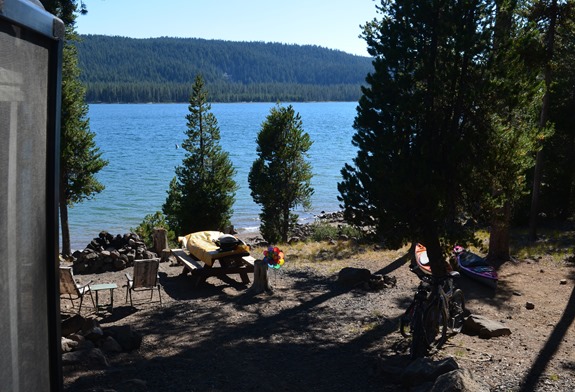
[75,0,379,57]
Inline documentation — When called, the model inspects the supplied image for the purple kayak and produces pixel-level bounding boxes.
[453,246,498,289]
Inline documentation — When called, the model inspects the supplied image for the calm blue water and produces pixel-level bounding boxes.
[68,102,358,251]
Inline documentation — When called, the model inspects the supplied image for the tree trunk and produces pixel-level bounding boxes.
[420,225,447,277]
[487,201,512,264]
[282,207,290,243]
[249,259,273,294]
[153,228,168,255]
[528,150,544,241]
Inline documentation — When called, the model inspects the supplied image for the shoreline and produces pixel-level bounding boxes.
[69,211,344,253]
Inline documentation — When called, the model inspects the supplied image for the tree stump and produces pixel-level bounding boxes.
[152,228,168,255]
[249,259,273,294]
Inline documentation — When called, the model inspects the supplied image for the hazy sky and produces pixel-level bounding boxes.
[75,0,379,56]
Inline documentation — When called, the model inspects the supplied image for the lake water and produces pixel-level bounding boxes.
[68,102,359,251]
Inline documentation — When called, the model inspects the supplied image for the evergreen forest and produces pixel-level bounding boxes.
[75,35,373,103]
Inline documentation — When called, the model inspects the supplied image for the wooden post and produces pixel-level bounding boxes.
[249,259,273,294]
[153,228,168,255]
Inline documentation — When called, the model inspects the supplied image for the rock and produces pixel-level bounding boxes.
[401,357,459,386]
[368,274,396,290]
[337,267,372,286]
[61,337,78,353]
[369,274,385,290]
[76,339,95,351]
[71,231,159,274]
[61,348,109,368]
[99,231,114,243]
[430,368,490,392]
[61,314,87,336]
[100,336,123,353]
[126,249,136,263]
[463,314,512,339]
[560,279,567,285]
[526,302,535,310]
[105,325,142,351]
[113,257,127,270]
[67,333,85,344]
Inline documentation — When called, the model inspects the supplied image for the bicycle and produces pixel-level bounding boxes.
[399,264,467,358]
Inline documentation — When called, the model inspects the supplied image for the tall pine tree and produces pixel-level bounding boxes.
[338,0,496,273]
[482,0,546,261]
[41,0,107,256]
[163,75,237,235]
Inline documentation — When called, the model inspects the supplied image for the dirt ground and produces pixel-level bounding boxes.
[61,238,575,392]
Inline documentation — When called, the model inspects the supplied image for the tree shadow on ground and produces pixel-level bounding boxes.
[159,271,249,301]
[64,269,406,392]
[97,306,138,324]
[519,266,575,391]
[374,250,411,276]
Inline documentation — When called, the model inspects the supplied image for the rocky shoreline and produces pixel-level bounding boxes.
[68,211,347,275]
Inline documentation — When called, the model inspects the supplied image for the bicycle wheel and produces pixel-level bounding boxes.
[449,289,466,333]
[422,297,448,350]
[410,305,427,358]
[399,302,415,338]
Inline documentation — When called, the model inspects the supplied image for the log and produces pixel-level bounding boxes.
[152,228,168,255]
[249,259,273,294]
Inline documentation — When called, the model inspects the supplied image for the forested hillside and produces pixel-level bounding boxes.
[76,35,373,103]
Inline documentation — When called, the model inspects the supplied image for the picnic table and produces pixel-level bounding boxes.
[171,231,255,287]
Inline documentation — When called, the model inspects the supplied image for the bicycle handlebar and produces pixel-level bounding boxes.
[409,264,459,284]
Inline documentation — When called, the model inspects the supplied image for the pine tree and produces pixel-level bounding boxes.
[248,104,314,243]
[163,75,237,235]
[526,0,575,239]
[41,0,107,256]
[338,0,497,273]
[482,0,547,261]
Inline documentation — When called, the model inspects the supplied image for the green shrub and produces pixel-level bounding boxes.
[309,222,364,242]
[132,211,176,250]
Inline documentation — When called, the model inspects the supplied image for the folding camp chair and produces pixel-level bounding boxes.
[125,258,162,306]
[59,266,95,313]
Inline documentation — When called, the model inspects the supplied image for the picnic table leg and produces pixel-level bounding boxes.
[249,259,272,294]
[240,271,250,284]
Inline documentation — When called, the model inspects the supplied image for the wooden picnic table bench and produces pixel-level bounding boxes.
[171,248,255,287]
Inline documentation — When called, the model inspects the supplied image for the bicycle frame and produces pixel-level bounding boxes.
[401,264,465,358]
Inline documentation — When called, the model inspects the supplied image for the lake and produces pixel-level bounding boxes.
[68,102,359,251]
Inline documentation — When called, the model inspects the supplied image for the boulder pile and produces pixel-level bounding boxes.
[71,231,158,274]
[61,314,142,369]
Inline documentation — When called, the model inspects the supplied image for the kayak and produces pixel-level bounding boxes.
[414,243,457,276]
[453,246,498,289]
[414,243,432,275]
